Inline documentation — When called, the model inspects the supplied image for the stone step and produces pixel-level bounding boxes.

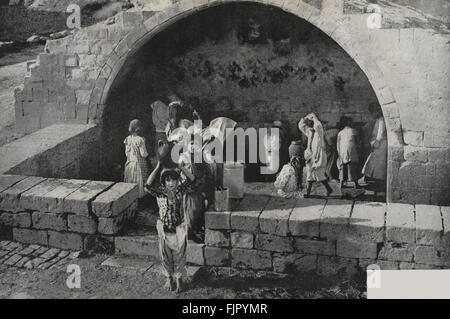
[115,232,160,258]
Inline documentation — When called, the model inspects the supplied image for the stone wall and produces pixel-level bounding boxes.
[198,197,450,275]
[0,174,138,253]
[12,0,450,205]
[0,123,102,181]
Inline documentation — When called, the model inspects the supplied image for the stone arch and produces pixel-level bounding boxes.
[92,0,404,202]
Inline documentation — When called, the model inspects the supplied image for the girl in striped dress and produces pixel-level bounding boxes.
[124,119,150,198]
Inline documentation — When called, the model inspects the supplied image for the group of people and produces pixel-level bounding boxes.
[122,99,387,293]
[275,111,387,199]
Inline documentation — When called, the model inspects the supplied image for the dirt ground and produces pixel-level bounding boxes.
[0,254,366,299]
[0,43,45,147]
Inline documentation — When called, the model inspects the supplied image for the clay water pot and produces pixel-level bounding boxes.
[288,140,304,157]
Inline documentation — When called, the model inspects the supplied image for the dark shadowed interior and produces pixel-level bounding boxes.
[100,3,384,195]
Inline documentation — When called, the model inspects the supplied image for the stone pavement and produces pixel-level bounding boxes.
[0,240,79,270]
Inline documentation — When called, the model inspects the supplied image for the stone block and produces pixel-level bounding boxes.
[32,212,67,231]
[348,201,385,243]
[48,231,83,251]
[67,214,97,234]
[0,175,27,193]
[319,199,353,240]
[187,241,205,266]
[294,238,335,256]
[359,259,399,270]
[336,238,378,259]
[0,212,31,228]
[19,178,63,211]
[63,181,113,215]
[259,197,296,236]
[205,246,230,266]
[272,253,317,273]
[98,214,125,235]
[255,233,294,252]
[378,242,414,262]
[114,235,159,258]
[91,183,138,218]
[404,145,428,163]
[414,246,450,267]
[230,231,254,249]
[317,255,358,276]
[205,229,230,248]
[415,205,443,246]
[0,177,46,212]
[289,198,325,237]
[231,248,272,270]
[442,206,450,245]
[403,130,423,147]
[13,228,48,246]
[36,179,89,213]
[386,203,415,243]
[231,195,269,232]
[83,235,114,254]
[205,210,231,230]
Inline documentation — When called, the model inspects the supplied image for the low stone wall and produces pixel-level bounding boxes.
[0,123,101,180]
[0,175,138,253]
[200,196,450,276]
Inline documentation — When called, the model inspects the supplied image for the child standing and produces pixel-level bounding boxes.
[337,116,360,189]
[145,161,195,293]
[124,119,150,198]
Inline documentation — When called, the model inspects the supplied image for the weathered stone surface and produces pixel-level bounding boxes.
[205,229,230,248]
[294,238,335,256]
[19,179,63,211]
[115,235,159,258]
[230,231,254,249]
[4,253,22,266]
[67,214,97,234]
[13,228,48,246]
[359,259,399,270]
[415,204,443,245]
[83,235,114,253]
[187,241,205,266]
[317,255,358,276]
[0,177,46,212]
[205,246,230,266]
[48,231,83,251]
[378,243,414,262]
[386,203,415,243]
[336,238,378,259]
[443,206,450,245]
[348,201,385,242]
[319,199,353,240]
[0,175,27,193]
[259,197,296,236]
[205,210,231,230]
[231,248,272,270]
[37,179,89,213]
[32,212,67,231]
[0,212,32,228]
[98,214,125,235]
[272,253,316,273]
[289,198,325,237]
[255,233,294,252]
[414,246,450,267]
[91,183,138,218]
[231,195,269,232]
[64,181,113,215]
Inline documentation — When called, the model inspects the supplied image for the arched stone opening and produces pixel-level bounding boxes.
[98,2,389,199]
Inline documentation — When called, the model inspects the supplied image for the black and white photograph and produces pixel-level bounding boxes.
[0,0,449,301]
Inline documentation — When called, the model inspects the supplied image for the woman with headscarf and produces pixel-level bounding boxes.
[298,113,333,198]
